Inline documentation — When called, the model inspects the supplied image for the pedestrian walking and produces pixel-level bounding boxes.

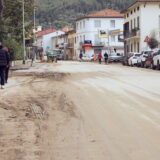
[98,52,102,64]
[104,52,108,64]
[3,46,10,83]
[0,43,9,89]
[94,53,97,62]
[79,52,83,62]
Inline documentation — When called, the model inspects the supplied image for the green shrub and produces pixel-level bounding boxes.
[2,39,24,61]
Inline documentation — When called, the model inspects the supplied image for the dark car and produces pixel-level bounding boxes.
[144,52,158,68]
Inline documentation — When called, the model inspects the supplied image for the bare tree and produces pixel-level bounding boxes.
[0,0,3,14]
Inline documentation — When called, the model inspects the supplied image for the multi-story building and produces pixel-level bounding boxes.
[67,29,76,60]
[36,28,58,52]
[122,0,160,54]
[76,9,124,57]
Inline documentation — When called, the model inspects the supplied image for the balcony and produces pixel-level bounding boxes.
[124,29,140,39]
[92,41,105,47]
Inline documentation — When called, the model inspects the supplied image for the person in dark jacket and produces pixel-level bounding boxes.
[104,52,108,64]
[98,52,102,64]
[0,43,9,89]
[4,46,10,83]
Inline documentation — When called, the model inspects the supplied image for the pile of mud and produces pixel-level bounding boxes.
[11,72,68,80]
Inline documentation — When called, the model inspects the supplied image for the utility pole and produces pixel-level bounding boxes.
[34,7,36,45]
[22,0,26,64]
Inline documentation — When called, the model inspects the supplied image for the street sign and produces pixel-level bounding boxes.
[144,36,151,42]
[98,30,108,38]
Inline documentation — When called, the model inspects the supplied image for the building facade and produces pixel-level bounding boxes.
[76,9,124,57]
[67,29,76,60]
[122,0,160,55]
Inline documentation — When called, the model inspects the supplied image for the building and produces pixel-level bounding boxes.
[76,9,124,57]
[36,28,57,52]
[67,29,76,60]
[122,0,160,54]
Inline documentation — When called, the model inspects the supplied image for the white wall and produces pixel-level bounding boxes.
[124,2,160,52]
[76,17,124,56]
[140,3,160,51]
[43,31,65,52]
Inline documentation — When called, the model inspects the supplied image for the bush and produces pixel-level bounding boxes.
[2,39,24,61]
[148,38,159,49]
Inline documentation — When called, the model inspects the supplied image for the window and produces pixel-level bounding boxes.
[111,35,116,42]
[131,20,133,30]
[137,6,139,11]
[94,34,100,43]
[94,20,101,28]
[134,18,136,28]
[137,16,140,29]
[131,44,133,52]
[80,22,82,29]
[134,8,136,12]
[131,10,133,15]
[127,13,129,17]
[83,20,85,28]
[76,23,79,29]
[137,42,139,53]
[83,35,85,41]
[111,20,115,28]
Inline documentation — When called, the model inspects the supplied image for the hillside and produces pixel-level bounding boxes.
[36,0,135,29]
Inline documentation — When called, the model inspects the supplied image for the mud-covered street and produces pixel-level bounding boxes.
[0,61,160,160]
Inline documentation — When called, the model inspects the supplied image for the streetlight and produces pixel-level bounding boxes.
[22,0,26,64]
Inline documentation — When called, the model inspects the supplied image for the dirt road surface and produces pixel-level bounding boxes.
[0,61,160,160]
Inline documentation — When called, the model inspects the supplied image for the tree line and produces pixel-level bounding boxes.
[0,0,34,60]
[36,0,135,29]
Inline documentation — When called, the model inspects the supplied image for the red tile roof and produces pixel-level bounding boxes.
[61,27,74,32]
[77,9,124,21]
[36,28,57,37]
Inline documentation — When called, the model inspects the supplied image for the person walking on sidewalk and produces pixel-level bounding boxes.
[104,52,108,64]
[98,52,102,64]
[3,46,10,83]
[0,43,9,89]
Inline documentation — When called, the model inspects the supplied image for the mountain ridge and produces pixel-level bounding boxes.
[36,0,135,29]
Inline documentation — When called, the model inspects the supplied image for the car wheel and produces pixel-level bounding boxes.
[151,62,155,70]
[144,63,147,68]
[157,61,160,70]
[141,61,144,68]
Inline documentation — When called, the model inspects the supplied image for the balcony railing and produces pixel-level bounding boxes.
[92,41,105,47]
[124,29,140,39]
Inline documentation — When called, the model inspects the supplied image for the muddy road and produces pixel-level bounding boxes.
[0,62,160,160]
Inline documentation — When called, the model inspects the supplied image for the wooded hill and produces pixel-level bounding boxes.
[36,0,135,29]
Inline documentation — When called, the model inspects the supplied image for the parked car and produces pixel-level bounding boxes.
[108,53,123,63]
[128,53,141,66]
[137,51,153,67]
[144,51,158,68]
[152,50,160,69]
[122,52,134,66]
[82,54,94,61]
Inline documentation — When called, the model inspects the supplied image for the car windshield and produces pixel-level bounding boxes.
[135,54,140,56]
[53,50,61,54]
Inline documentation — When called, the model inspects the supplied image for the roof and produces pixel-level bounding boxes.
[121,0,160,13]
[76,9,124,21]
[36,28,57,37]
[61,27,74,32]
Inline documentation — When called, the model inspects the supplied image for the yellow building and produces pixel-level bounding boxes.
[67,29,76,60]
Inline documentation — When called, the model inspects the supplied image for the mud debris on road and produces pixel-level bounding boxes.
[0,62,160,160]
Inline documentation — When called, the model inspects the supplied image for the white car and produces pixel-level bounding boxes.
[128,53,141,66]
[137,51,153,67]
[82,54,94,61]
[152,50,160,69]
